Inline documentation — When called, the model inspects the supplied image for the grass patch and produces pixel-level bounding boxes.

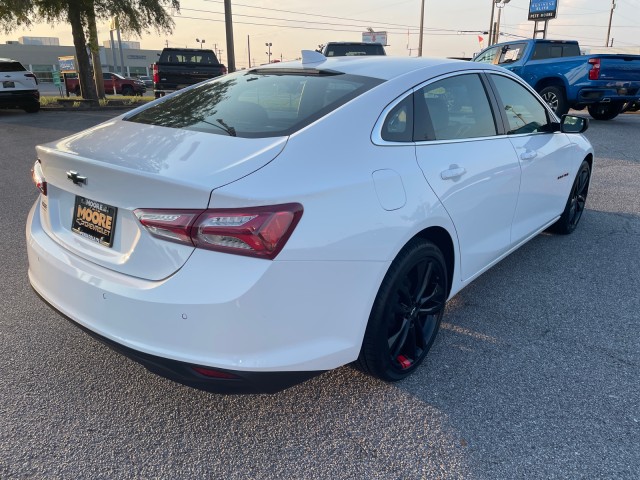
[41,96,152,108]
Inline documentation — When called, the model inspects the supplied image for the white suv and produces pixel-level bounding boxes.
[0,58,40,113]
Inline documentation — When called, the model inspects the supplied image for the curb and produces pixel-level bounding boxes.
[40,104,145,112]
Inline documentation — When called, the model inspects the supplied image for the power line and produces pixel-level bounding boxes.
[181,7,421,31]
[174,14,466,35]
[200,0,419,30]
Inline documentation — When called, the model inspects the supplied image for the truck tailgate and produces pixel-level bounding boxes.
[157,64,224,89]
[599,56,640,82]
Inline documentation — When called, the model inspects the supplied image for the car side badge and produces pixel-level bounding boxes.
[301,50,326,66]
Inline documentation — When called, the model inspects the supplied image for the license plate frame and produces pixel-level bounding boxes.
[71,196,117,248]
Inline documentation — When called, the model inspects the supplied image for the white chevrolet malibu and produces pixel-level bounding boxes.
[27,52,593,393]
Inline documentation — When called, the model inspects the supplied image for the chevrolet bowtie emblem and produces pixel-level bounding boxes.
[66,170,88,186]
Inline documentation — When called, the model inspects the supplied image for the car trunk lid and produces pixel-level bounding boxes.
[36,118,287,280]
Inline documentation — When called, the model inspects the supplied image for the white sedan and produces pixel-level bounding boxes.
[27,52,593,393]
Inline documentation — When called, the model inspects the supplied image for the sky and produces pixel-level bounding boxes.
[2,0,639,68]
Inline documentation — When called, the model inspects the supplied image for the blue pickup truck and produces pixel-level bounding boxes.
[473,39,640,120]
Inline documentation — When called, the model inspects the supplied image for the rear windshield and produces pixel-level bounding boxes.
[126,69,383,138]
[159,51,219,64]
[532,43,581,60]
[0,61,26,72]
[324,44,385,57]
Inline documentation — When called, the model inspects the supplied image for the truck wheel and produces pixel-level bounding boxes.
[121,86,133,96]
[624,101,640,112]
[539,86,569,116]
[24,103,40,114]
[587,102,623,121]
[154,91,162,99]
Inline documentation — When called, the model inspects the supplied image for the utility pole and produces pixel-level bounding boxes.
[224,0,236,72]
[488,0,496,46]
[493,0,510,46]
[418,0,425,56]
[606,0,616,47]
[247,35,251,68]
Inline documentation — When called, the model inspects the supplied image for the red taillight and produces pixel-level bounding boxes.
[134,203,303,260]
[221,65,228,75]
[588,58,601,80]
[25,72,38,85]
[192,367,239,379]
[31,160,46,195]
[152,64,159,84]
[134,210,201,245]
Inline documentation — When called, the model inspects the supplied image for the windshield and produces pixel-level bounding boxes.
[474,43,527,65]
[126,69,383,138]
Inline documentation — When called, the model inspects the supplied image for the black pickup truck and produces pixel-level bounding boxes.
[152,48,227,98]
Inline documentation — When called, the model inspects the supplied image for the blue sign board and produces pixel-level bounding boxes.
[58,56,76,73]
[528,0,558,20]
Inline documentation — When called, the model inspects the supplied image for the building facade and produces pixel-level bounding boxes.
[1,38,161,83]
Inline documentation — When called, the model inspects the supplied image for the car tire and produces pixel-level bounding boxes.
[623,101,640,112]
[24,104,40,113]
[549,160,590,235]
[588,102,623,121]
[539,86,569,116]
[74,86,81,96]
[154,91,162,99]
[121,86,133,96]
[357,239,448,382]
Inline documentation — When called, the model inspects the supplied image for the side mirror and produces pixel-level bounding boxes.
[561,114,589,134]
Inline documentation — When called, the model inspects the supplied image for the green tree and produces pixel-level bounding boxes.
[1,0,179,100]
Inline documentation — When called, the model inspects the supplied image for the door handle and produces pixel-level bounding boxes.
[440,166,467,180]
[520,150,538,161]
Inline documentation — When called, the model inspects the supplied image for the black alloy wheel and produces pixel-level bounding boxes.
[357,239,448,382]
[587,102,623,121]
[549,160,590,235]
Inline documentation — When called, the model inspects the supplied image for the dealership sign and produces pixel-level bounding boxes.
[362,31,388,45]
[528,0,558,20]
[58,56,76,73]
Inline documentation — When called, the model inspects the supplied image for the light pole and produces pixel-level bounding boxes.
[265,42,272,63]
[196,38,205,49]
[418,0,425,57]
[493,0,510,45]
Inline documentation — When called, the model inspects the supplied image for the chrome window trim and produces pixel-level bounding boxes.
[371,90,415,146]
[372,69,506,147]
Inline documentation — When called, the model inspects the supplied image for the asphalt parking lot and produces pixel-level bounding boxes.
[1,108,639,479]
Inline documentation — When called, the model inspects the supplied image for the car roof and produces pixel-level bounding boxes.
[253,55,507,82]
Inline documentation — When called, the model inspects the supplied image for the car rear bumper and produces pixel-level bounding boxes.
[0,89,39,108]
[26,199,387,391]
[33,288,323,394]
[577,86,640,104]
